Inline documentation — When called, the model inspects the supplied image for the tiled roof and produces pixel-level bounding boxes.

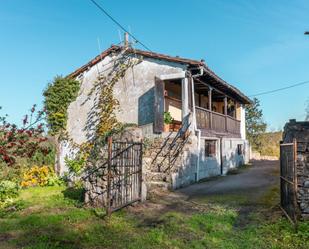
[68,45,251,104]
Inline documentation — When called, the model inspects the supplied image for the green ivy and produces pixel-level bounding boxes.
[43,76,80,135]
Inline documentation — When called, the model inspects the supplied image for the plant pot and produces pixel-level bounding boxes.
[164,124,170,132]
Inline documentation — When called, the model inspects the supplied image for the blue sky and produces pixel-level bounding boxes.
[1,0,309,130]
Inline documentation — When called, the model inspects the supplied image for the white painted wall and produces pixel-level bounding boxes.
[240,104,246,140]
[196,136,249,180]
[198,137,221,179]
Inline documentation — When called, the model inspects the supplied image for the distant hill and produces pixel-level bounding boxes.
[258,131,282,157]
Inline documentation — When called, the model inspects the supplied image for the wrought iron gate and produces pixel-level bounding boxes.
[106,137,143,215]
[280,139,298,224]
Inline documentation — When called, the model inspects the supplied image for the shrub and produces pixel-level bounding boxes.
[0,180,19,205]
[20,165,62,188]
[65,157,86,177]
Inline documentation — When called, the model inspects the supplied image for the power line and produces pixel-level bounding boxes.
[249,80,309,97]
[89,0,152,52]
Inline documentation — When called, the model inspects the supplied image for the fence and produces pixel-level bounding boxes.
[280,140,298,224]
[83,137,143,215]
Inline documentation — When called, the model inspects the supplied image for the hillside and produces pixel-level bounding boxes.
[259,131,282,157]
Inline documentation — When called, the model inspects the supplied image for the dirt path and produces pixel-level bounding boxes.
[179,160,279,204]
[128,160,280,226]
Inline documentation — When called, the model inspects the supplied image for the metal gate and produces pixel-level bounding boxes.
[106,137,143,215]
[280,139,298,224]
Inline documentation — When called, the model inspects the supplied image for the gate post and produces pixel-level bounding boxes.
[106,136,113,216]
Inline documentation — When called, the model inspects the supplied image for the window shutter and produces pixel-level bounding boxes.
[210,141,216,156]
[154,77,164,133]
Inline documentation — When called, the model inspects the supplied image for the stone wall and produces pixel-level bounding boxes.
[283,119,309,220]
[296,145,309,220]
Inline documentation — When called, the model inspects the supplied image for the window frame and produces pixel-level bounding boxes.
[205,139,217,158]
[237,144,243,155]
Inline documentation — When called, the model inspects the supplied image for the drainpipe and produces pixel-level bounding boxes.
[190,67,203,182]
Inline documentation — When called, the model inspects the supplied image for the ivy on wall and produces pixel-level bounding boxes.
[43,76,80,135]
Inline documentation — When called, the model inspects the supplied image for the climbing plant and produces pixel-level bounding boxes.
[63,55,142,174]
[43,76,80,135]
[89,55,142,141]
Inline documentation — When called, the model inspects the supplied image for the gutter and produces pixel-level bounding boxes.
[189,67,203,182]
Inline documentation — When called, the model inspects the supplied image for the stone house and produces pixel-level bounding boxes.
[59,44,251,191]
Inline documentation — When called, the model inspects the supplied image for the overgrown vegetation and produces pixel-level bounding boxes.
[43,76,80,135]
[0,106,57,208]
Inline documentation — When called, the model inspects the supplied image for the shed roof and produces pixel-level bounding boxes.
[68,45,251,104]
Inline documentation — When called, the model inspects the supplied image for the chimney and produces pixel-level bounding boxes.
[124,32,129,47]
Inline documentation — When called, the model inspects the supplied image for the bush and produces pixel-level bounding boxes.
[0,180,19,205]
[20,165,62,188]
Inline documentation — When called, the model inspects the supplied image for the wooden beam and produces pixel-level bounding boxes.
[208,87,213,129]
[194,77,240,104]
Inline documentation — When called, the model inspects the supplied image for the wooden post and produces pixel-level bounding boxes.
[224,96,228,132]
[208,87,213,129]
[106,136,113,216]
[234,100,237,118]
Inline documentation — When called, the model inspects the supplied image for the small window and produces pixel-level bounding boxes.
[205,140,216,157]
[237,144,243,155]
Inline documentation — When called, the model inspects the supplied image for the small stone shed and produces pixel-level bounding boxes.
[283,119,309,220]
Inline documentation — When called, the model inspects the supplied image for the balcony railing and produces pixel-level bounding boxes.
[195,106,241,135]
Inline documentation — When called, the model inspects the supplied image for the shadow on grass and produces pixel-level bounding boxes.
[62,187,85,205]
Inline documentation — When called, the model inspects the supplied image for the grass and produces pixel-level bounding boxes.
[0,186,308,249]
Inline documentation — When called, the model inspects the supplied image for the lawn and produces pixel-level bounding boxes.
[0,186,308,249]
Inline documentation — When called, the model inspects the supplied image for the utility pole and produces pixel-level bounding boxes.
[124,32,129,47]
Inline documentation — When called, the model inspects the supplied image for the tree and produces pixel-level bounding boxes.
[0,105,48,166]
[245,98,267,152]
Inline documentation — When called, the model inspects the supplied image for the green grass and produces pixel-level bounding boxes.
[0,186,308,249]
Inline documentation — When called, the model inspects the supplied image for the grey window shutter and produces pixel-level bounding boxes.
[154,77,164,133]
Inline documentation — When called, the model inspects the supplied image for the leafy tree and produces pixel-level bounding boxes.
[245,98,267,152]
[0,105,48,166]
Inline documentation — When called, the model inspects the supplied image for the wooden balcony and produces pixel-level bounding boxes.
[195,106,241,135]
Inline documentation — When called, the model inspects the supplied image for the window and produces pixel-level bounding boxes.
[205,140,216,157]
[237,144,243,155]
